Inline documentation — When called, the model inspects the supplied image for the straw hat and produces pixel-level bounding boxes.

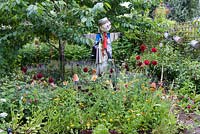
[98,17,110,26]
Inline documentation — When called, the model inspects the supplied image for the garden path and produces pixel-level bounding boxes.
[178,113,200,134]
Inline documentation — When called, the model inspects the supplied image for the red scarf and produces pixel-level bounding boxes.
[102,32,107,56]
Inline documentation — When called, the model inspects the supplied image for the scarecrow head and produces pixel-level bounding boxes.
[98,17,111,32]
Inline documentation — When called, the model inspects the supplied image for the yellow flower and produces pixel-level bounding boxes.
[144,87,148,90]
[92,69,96,75]
[43,80,48,86]
[109,118,113,122]
[102,119,106,122]
[70,124,74,128]
[132,114,136,118]
[128,109,133,113]
[79,103,84,108]
[101,113,106,116]
[146,99,151,103]
[91,74,97,81]
[150,87,156,92]
[86,122,90,128]
[105,80,111,85]
[22,98,26,103]
[141,84,146,90]
[134,79,139,82]
[54,98,60,101]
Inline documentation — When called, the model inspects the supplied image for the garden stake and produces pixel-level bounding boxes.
[160,65,164,84]
[170,79,174,90]
[108,59,118,90]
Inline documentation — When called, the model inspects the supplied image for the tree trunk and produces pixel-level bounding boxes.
[59,39,66,80]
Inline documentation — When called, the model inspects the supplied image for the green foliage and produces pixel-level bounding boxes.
[9,106,46,134]
[18,43,52,65]
[0,69,178,134]
[93,124,109,134]
[110,0,171,63]
[0,0,107,75]
[0,0,34,74]
[153,44,200,91]
[18,42,90,66]
[1,1,200,133]
[65,45,90,60]
[166,0,200,22]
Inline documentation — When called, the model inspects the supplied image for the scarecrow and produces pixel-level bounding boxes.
[85,17,121,75]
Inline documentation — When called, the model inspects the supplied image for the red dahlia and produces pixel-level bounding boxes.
[135,55,141,60]
[33,75,37,80]
[48,77,54,83]
[187,105,191,109]
[21,66,27,73]
[37,72,43,79]
[83,67,88,72]
[144,60,150,65]
[137,61,143,66]
[151,47,157,53]
[140,44,147,52]
[110,68,114,73]
[151,60,158,65]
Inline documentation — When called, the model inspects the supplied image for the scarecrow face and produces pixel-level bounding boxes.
[99,20,111,32]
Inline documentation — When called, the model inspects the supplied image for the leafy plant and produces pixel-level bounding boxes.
[165,0,200,22]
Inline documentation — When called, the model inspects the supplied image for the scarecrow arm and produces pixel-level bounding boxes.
[110,32,121,42]
[83,33,97,42]
[84,32,121,42]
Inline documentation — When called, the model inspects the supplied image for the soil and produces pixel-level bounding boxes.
[177,113,200,134]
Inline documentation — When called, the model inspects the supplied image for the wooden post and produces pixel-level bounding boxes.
[59,39,66,80]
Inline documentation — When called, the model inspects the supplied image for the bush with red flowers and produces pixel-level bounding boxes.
[132,44,159,69]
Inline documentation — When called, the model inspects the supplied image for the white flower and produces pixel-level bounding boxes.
[123,14,132,18]
[159,43,163,47]
[50,10,57,17]
[0,98,6,103]
[161,95,166,100]
[0,112,8,118]
[154,104,161,107]
[120,2,131,8]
